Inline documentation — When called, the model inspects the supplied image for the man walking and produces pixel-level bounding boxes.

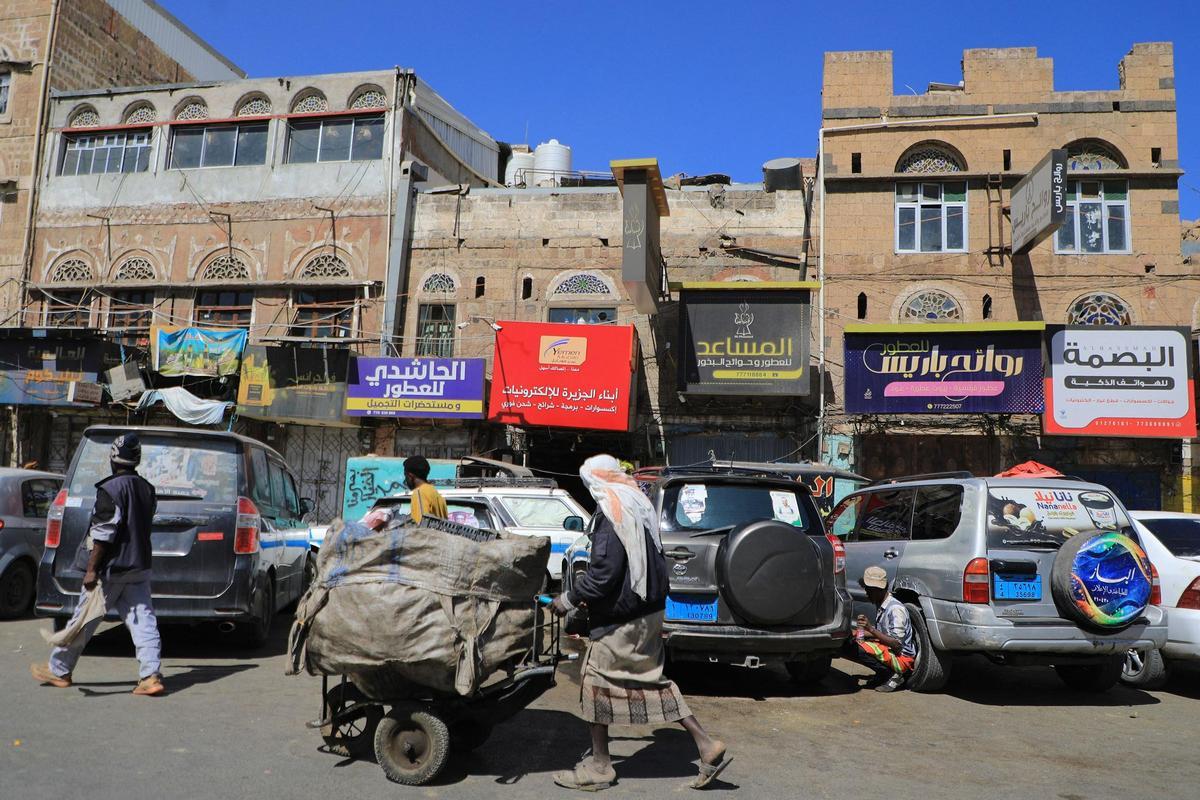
[404,455,447,523]
[31,433,165,696]
[850,565,917,693]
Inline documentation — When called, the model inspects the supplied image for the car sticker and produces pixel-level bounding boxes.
[680,484,707,523]
[770,490,802,525]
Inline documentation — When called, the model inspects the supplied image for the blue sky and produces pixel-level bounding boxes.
[164,0,1200,219]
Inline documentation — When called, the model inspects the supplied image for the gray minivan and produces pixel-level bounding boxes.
[36,426,313,646]
[0,468,63,618]
[828,474,1168,692]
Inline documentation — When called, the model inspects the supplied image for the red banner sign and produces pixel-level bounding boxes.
[489,321,638,431]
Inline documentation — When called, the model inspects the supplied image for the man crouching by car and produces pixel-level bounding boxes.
[848,565,917,693]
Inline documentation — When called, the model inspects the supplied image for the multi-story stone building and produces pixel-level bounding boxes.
[818,43,1192,508]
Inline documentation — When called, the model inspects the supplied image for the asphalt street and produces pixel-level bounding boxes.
[2,612,1198,800]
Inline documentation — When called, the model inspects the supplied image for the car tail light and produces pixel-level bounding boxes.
[826,533,846,574]
[1178,577,1200,610]
[234,497,260,554]
[45,489,68,548]
[1149,563,1162,606]
[963,557,990,604]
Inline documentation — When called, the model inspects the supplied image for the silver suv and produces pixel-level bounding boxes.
[828,473,1168,693]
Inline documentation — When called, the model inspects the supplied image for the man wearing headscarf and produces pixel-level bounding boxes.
[550,455,730,791]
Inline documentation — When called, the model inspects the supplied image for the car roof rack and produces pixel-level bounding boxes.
[869,471,975,486]
[658,464,800,482]
[448,476,558,490]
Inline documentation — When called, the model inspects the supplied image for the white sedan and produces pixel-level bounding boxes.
[1123,511,1200,687]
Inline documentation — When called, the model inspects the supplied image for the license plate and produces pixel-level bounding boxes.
[666,594,718,623]
[993,573,1041,600]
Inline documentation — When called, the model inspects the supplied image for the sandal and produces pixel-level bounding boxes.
[691,742,732,790]
[554,759,617,792]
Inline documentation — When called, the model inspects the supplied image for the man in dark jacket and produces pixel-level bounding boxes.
[31,433,165,696]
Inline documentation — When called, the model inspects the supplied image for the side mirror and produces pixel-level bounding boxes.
[300,498,315,517]
[563,515,585,532]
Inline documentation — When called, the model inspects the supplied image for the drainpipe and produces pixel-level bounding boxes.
[379,71,424,356]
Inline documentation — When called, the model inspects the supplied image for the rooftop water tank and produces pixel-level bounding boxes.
[533,139,572,186]
[762,157,803,192]
[505,152,536,187]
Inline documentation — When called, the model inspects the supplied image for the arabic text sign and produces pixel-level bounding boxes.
[0,338,104,407]
[844,329,1043,414]
[1011,148,1068,253]
[346,357,485,418]
[489,321,637,431]
[679,289,810,396]
[1045,326,1196,438]
[153,327,247,377]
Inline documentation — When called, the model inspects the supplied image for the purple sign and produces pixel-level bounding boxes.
[844,329,1043,414]
[345,357,486,419]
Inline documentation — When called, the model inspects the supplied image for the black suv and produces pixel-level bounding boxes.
[566,466,852,683]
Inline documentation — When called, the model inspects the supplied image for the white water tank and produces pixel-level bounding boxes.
[533,139,572,186]
[505,152,536,187]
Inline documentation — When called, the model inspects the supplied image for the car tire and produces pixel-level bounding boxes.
[1055,656,1124,692]
[785,654,832,685]
[905,602,951,693]
[0,560,35,619]
[1121,648,1168,689]
[374,706,451,786]
[302,553,318,595]
[1050,531,1150,633]
[239,575,275,649]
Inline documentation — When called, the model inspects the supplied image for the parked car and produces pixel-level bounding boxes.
[36,426,315,646]
[564,465,852,684]
[0,468,63,618]
[1122,511,1200,687]
[828,472,1169,693]
[367,476,590,582]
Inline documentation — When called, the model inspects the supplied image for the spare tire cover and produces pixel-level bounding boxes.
[718,519,821,626]
[1050,531,1152,632]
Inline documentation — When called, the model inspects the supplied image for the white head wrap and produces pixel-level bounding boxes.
[579,454,661,600]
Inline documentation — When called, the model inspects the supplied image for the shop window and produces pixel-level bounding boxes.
[548,307,617,325]
[901,289,961,323]
[1055,181,1131,255]
[59,129,152,176]
[43,290,91,327]
[169,122,268,168]
[195,289,253,328]
[1066,292,1132,327]
[290,288,356,338]
[895,182,967,253]
[416,303,455,357]
[285,114,384,163]
[108,289,155,332]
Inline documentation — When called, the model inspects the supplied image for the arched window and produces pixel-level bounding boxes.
[1065,139,1127,171]
[549,272,616,325]
[521,276,534,300]
[68,106,100,128]
[475,276,486,298]
[1055,143,1132,254]
[349,87,387,109]
[982,294,993,319]
[901,289,962,322]
[174,99,209,121]
[200,254,250,282]
[298,253,351,280]
[114,257,155,282]
[236,95,272,117]
[1067,293,1132,326]
[550,272,613,296]
[896,143,965,174]
[45,258,94,327]
[291,91,328,114]
[857,292,868,320]
[421,272,457,294]
[123,103,156,125]
[49,258,93,283]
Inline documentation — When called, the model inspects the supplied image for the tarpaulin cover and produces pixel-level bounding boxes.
[995,461,1064,478]
[287,518,549,699]
[135,386,232,426]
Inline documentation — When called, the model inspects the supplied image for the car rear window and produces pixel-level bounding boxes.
[500,496,575,528]
[1139,518,1200,558]
[660,481,813,533]
[986,485,1131,549]
[373,498,494,528]
[69,434,239,503]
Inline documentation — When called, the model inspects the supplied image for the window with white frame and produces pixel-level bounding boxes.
[416,303,455,357]
[1054,180,1131,254]
[285,114,384,163]
[895,181,967,253]
[169,122,268,169]
[59,130,152,176]
[0,71,10,116]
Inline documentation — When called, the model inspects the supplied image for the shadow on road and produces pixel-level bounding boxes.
[939,655,1161,707]
[53,610,295,662]
[73,663,257,697]
[668,661,859,699]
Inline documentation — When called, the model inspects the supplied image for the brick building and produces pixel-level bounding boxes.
[818,43,1193,509]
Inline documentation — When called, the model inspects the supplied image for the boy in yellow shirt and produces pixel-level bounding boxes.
[404,456,447,522]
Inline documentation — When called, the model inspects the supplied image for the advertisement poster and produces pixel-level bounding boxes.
[844,325,1044,414]
[489,321,638,431]
[678,288,810,395]
[153,326,247,377]
[345,357,485,419]
[0,337,110,408]
[1044,326,1196,438]
[986,486,1129,549]
[237,345,350,425]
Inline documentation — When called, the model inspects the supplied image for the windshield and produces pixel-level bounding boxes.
[69,434,239,503]
[499,496,575,528]
[660,481,813,533]
[1139,518,1200,558]
[986,486,1132,549]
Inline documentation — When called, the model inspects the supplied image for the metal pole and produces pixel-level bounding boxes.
[816,128,826,463]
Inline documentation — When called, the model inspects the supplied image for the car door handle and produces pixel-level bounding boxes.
[665,547,696,561]
[883,548,900,559]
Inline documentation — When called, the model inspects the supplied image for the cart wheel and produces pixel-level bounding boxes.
[450,719,494,752]
[374,707,451,786]
[321,683,382,759]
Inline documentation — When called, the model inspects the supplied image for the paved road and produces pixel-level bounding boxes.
[2,612,1198,799]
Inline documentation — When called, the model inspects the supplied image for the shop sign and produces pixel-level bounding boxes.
[1045,326,1196,438]
[0,337,105,408]
[67,381,103,405]
[678,287,811,396]
[844,324,1043,414]
[152,326,247,378]
[345,357,485,419]
[238,345,351,425]
[1010,148,1068,253]
[489,321,638,431]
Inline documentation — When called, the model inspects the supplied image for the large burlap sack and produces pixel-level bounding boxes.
[287,518,549,699]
